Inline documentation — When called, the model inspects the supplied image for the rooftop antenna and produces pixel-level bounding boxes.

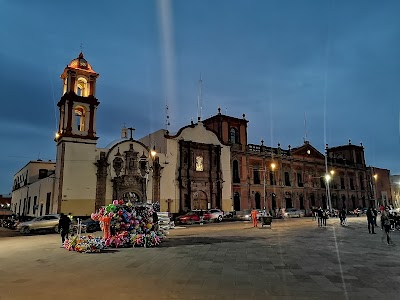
[165,102,170,131]
[80,42,84,53]
[304,112,308,142]
[197,73,203,121]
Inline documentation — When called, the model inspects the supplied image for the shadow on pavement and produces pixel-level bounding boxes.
[159,235,260,248]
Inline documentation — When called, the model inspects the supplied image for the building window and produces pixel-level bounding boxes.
[320,177,326,189]
[340,177,345,189]
[76,78,87,96]
[297,173,303,187]
[27,197,31,215]
[350,178,355,190]
[269,171,276,185]
[74,106,86,132]
[299,194,304,209]
[284,172,291,186]
[310,194,315,207]
[195,156,204,171]
[253,167,260,184]
[33,196,37,214]
[229,128,238,144]
[359,174,365,190]
[356,152,362,164]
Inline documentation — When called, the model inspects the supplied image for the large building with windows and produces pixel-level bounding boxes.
[10,52,393,218]
[202,111,385,214]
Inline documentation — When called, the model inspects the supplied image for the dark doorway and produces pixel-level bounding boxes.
[272,193,277,209]
[362,196,366,208]
[27,197,31,215]
[184,194,190,211]
[40,204,44,216]
[299,195,304,209]
[22,198,26,216]
[331,194,338,209]
[285,197,292,208]
[342,195,346,209]
[310,194,315,207]
[255,192,261,209]
[45,193,51,215]
[233,192,240,211]
[322,195,327,209]
[351,196,356,209]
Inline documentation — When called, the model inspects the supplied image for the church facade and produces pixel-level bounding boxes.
[12,53,232,217]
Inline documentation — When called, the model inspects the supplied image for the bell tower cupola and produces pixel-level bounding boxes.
[55,52,100,142]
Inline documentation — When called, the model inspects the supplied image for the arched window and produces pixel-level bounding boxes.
[232,160,240,183]
[229,128,238,143]
[74,106,86,132]
[76,77,88,96]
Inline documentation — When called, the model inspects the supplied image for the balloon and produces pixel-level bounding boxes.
[113,200,119,205]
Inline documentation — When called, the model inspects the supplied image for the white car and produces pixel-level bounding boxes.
[284,208,305,218]
[208,209,224,222]
[17,214,60,234]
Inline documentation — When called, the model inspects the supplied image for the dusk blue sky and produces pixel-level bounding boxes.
[1,0,399,193]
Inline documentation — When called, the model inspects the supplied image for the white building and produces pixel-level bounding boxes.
[11,160,56,217]
[11,53,232,217]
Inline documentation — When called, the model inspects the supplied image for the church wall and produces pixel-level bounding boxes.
[166,122,232,212]
[104,140,153,204]
[158,138,180,213]
[59,140,97,216]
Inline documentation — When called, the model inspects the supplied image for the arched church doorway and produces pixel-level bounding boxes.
[255,192,261,209]
[193,191,208,210]
[233,192,240,211]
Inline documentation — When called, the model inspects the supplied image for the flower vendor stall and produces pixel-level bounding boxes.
[64,200,167,253]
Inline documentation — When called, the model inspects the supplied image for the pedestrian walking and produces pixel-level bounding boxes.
[366,207,376,234]
[317,207,323,227]
[251,208,258,228]
[381,211,392,245]
[339,208,347,226]
[372,207,378,226]
[199,209,204,225]
[58,213,71,247]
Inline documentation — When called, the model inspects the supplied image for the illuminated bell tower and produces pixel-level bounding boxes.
[53,52,100,215]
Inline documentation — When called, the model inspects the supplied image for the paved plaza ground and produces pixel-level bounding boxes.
[1,217,399,300]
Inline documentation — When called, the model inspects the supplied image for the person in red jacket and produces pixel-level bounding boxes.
[251,209,258,228]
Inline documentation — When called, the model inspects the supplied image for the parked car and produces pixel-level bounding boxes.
[284,208,305,218]
[176,211,211,225]
[17,214,60,234]
[80,218,101,233]
[208,209,224,222]
[236,210,252,221]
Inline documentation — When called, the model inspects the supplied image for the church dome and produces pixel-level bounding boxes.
[68,52,96,73]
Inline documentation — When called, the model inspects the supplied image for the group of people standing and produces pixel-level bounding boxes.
[312,207,329,227]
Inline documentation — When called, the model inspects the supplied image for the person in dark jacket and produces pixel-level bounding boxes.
[58,213,71,246]
[366,207,376,234]
[339,208,347,226]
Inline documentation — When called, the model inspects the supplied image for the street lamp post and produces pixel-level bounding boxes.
[324,146,333,213]
[150,146,157,203]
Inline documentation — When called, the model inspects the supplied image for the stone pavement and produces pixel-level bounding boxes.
[0,217,399,300]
